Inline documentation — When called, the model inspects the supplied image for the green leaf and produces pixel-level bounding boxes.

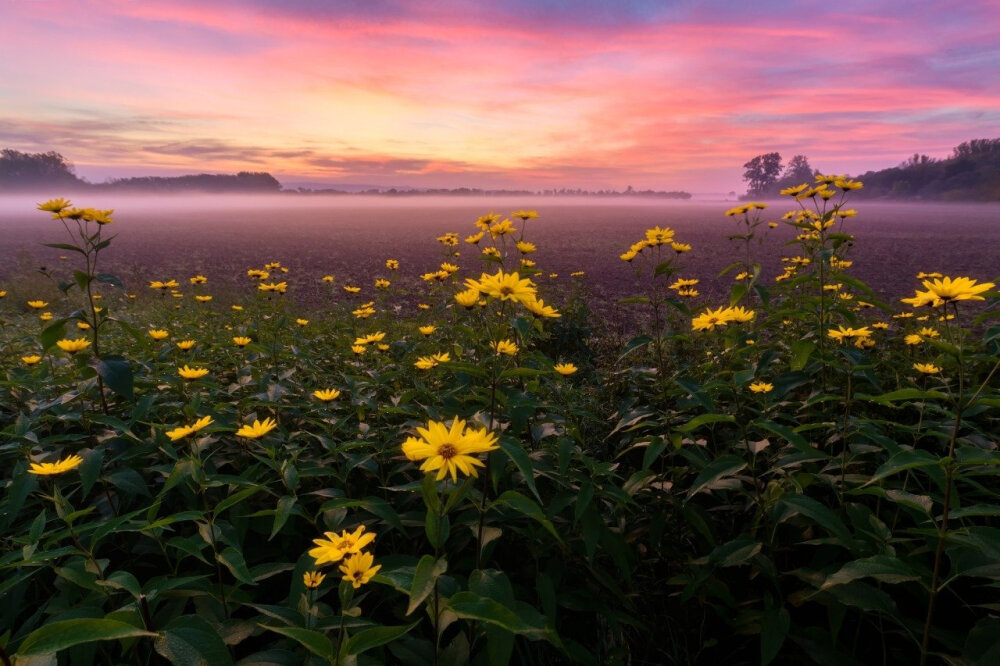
[778,494,853,547]
[96,272,125,289]
[864,388,948,404]
[95,355,133,401]
[345,621,419,656]
[498,438,540,502]
[494,491,562,543]
[259,625,333,660]
[39,319,69,351]
[16,619,155,656]
[761,602,790,666]
[217,547,257,585]
[867,450,940,484]
[155,616,234,666]
[789,340,815,371]
[821,555,924,589]
[42,242,87,255]
[685,455,746,500]
[447,592,551,639]
[676,413,735,433]
[407,555,447,616]
[215,486,263,515]
[269,496,296,540]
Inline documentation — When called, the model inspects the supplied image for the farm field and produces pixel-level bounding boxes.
[1,196,997,314]
[1,191,999,665]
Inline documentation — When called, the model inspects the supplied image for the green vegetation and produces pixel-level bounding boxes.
[1,186,999,665]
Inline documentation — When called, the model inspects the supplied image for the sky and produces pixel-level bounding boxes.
[1,0,997,193]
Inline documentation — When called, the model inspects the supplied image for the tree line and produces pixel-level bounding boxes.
[0,149,280,193]
[741,138,999,201]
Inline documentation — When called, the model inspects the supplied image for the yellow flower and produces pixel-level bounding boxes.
[40,312,53,321]
[437,232,460,246]
[418,303,431,310]
[918,327,940,338]
[233,336,252,347]
[913,363,941,374]
[165,415,214,441]
[516,241,536,254]
[352,344,367,354]
[176,340,196,350]
[309,525,377,565]
[454,288,479,308]
[27,300,48,309]
[904,334,924,345]
[644,226,675,246]
[352,306,376,319]
[56,338,91,353]
[149,280,179,290]
[554,363,578,375]
[432,352,451,363]
[178,365,209,380]
[402,418,499,483]
[440,262,459,274]
[467,270,536,305]
[871,322,889,330]
[314,388,341,401]
[22,354,42,365]
[28,454,84,476]
[258,282,287,294]
[374,278,391,289]
[522,296,560,318]
[920,276,994,303]
[231,305,244,311]
[322,275,335,282]
[236,417,278,439]
[385,259,399,270]
[691,307,730,331]
[465,231,485,245]
[475,213,501,230]
[76,321,91,330]
[247,269,269,280]
[37,198,72,213]
[414,355,439,370]
[194,295,212,303]
[511,209,538,220]
[339,551,382,589]
[725,306,755,323]
[669,278,699,290]
[916,272,943,279]
[148,329,168,341]
[488,218,516,238]
[344,285,361,293]
[671,242,692,253]
[827,326,872,343]
[620,249,638,262]
[296,318,309,326]
[749,381,773,394]
[0,291,6,298]
[490,339,518,355]
[303,571,326,589]
[419,325,436,336]
[189,275,208,284]
[377,343,389,351]
[482,247,501,259]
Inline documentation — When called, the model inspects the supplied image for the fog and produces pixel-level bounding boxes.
[1,194,997,307]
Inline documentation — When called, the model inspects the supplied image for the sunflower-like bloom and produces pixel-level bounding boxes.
[22,355,42,365]
[904,334,924,345]
[488,219,516,238]
[419,325,436,336]
[150,280,180,290]
[178,365,209,380]
[511,209,538,220]
[827,326,872,343]
[465,231,485,245]
[902,277,994,308]
[296,318,309,326]
[189,275,208,285]
[76,322,91,330]
[149,329,169,340]
[521,295,561,318]
[40,312,53,321]
[28,454,84,476]
[322,275,335,282]
[440,262,459,274]
[467,270,536,305]
[554,363,578,375]
[780,183,809,196]
[414,354,441,369]
[314,388,341,401]
[27,300,48,309]
[192,295,212,303]
[726,306,756,323]
[669,278,699,290]
[247,269,269,280]
[437,232,460,246]
[165,415,214,441]
[339,551,382,588]
[258,282,288,294]
[354,331,386,345]
[691,307,731,331]
[454,288,479,308]
[233,336,251,347]
[38,198,72,213]
[385,259,399,270]
[236,417,277,439]
[309,525,377,565]
[516,241,536,254]
[913,363,941,374]
[482,247,501,259]
[303,571,326,589]
[57,338,91,353]
[916,271,943,280]
[749,381,774,394]
[402,418,499,483]
[351,344,367,355]
[490,339,518,356]
[173,340,195,351]
[475,213,502,230]
[353,306,376,319]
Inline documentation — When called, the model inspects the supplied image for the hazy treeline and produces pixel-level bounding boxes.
[743,138,1000,201]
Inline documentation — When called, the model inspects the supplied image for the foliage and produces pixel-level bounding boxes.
[742,152,783,196]
[1,189,999,665]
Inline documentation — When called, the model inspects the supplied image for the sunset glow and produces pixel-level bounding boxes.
[1,0,997,192]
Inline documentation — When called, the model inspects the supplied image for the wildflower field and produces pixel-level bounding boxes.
[1,185,999,665]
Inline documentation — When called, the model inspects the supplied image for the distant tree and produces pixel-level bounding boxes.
[781,155,813,184]
[0,149,83,189]
[742,152,782,195]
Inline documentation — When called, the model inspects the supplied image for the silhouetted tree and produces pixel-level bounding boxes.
[781,155,814,184]
[742,152,782,195]
[0,149,83,189]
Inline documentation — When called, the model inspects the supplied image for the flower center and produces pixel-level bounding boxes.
[438,443,457,460]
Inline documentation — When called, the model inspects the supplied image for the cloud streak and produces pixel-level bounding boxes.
[0,0,996,191]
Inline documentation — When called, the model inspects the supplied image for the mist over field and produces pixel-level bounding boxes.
[2,194,997,308]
